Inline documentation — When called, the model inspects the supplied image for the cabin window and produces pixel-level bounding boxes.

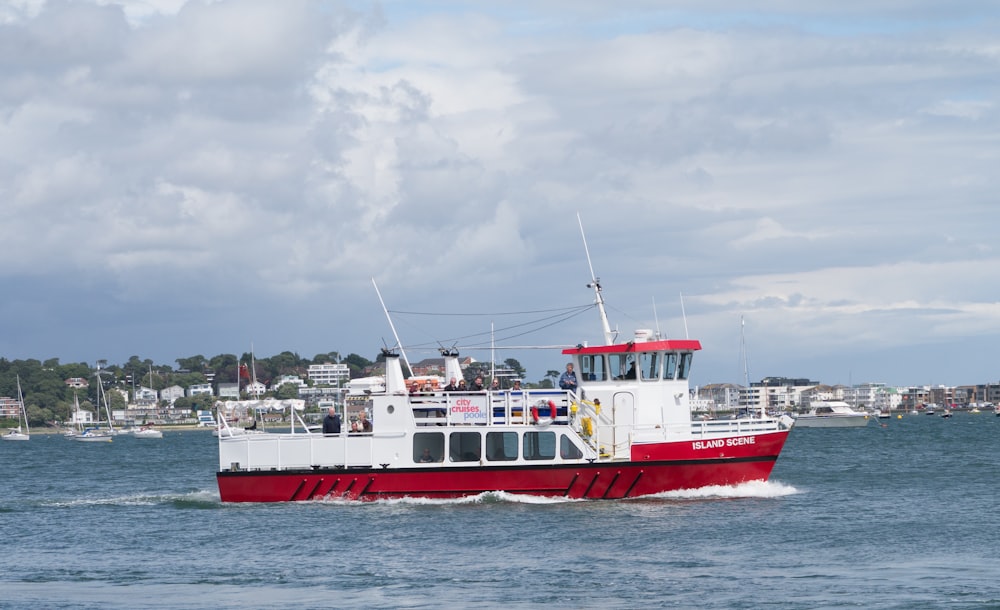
[609,353,636,380]
[413,432,444,463]
[639,352,659,381]
[578,354,606,381]
[523,431,556,460]
[560,434,583,459]
[449,431,481,462]
[677,353,693,380]
[486,431,518,461]
[663,353,677,379]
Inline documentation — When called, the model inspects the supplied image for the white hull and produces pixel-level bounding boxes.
[74,430,113,442]
[2,430,29,441]
[133,428,163,439]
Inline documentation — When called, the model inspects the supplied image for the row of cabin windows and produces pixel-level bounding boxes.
[412,431,584,463]
[576,351,692,382]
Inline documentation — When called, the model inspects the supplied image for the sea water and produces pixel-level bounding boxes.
[1,414,999,609]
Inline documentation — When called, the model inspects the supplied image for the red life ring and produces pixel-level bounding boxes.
[531,401,558,424]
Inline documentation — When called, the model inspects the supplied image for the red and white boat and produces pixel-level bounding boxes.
[216,271,794,503]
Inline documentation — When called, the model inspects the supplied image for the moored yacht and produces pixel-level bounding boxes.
[793,401,870,428]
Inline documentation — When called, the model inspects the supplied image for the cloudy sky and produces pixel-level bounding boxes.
[2,0,998,388]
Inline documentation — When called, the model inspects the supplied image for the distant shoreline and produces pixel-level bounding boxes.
[23,424,215,435]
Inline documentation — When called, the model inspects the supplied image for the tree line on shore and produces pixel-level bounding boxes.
[0,351,536,427]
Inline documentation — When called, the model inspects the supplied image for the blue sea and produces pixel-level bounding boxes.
[2,414,999,609]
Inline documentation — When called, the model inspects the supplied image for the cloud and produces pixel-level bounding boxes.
[2,1,1000,388]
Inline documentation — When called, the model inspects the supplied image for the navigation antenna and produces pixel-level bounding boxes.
[372,277,412,373]
[680,292,690,339]
[652,297,661,339]
[577,213,616,346]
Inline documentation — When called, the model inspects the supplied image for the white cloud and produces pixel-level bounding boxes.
[3,1,1000,386]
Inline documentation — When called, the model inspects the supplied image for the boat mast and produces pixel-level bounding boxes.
[577,214,615,346]
[740,315,762,418]
[16,375,27,435]
[372,277,412,374]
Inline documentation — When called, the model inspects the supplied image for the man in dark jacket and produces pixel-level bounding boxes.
[322,407,341,434]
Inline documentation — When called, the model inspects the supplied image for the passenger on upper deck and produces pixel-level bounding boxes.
[358,411,372,432]
[558,363,578,391]
[443,377,458,391]
[511,379,522,391]
[470,376,484,391]
[489,378,501,392]
[322,407,341,435]
[457,379,468,391]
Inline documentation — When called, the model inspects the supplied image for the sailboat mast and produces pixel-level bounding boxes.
[16,375,27,435]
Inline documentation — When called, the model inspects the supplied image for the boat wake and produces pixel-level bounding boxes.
[44,489,222,509]
[640,479,799,501]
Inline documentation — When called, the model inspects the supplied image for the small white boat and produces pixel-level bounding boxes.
[2,428,29,441]
[2,376,29,442]
[75,428,113,443]
[133,426,163,439]
[794,401,870,428]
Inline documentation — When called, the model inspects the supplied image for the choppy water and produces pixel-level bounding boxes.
[2,414,999,609]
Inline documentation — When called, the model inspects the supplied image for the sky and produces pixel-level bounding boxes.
[2,0,999,389]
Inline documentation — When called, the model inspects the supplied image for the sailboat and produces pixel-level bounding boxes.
[64,393,83,438]
[2,376,29,441]
[75,375,114,443]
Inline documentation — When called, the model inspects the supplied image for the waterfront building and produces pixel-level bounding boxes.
[188,383,213,397]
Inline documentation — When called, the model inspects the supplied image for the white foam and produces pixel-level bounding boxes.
[641,479,799,500]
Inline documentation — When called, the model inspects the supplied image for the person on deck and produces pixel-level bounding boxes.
[470,376,484,391]
[489,378,501,392]
[322,408,341,435]
[358,410,372,432]
[558,363,578,391]
[443,377,458,391]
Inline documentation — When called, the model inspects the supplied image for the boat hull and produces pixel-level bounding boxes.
[217,429,790,502]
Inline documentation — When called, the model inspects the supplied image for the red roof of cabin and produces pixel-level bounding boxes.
[562,339,702,355]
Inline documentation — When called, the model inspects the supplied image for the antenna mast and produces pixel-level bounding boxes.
[680,292,689,339]
[577,213,615,346]
[372,278,412,373]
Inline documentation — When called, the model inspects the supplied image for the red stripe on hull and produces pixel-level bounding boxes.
[217,430,789,502]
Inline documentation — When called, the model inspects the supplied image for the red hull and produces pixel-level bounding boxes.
[217,430,790,502]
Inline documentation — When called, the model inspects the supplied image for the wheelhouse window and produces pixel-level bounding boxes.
[413,432,444,463]
[449,431,481,462]
[560,434,583,459]
[663,352,677,380]
[486,431,517,461]
[578,354,606,381]
[677,353,693,380]
[609,353,636,380]
[523,431,556,460]
[639,352,659,381]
